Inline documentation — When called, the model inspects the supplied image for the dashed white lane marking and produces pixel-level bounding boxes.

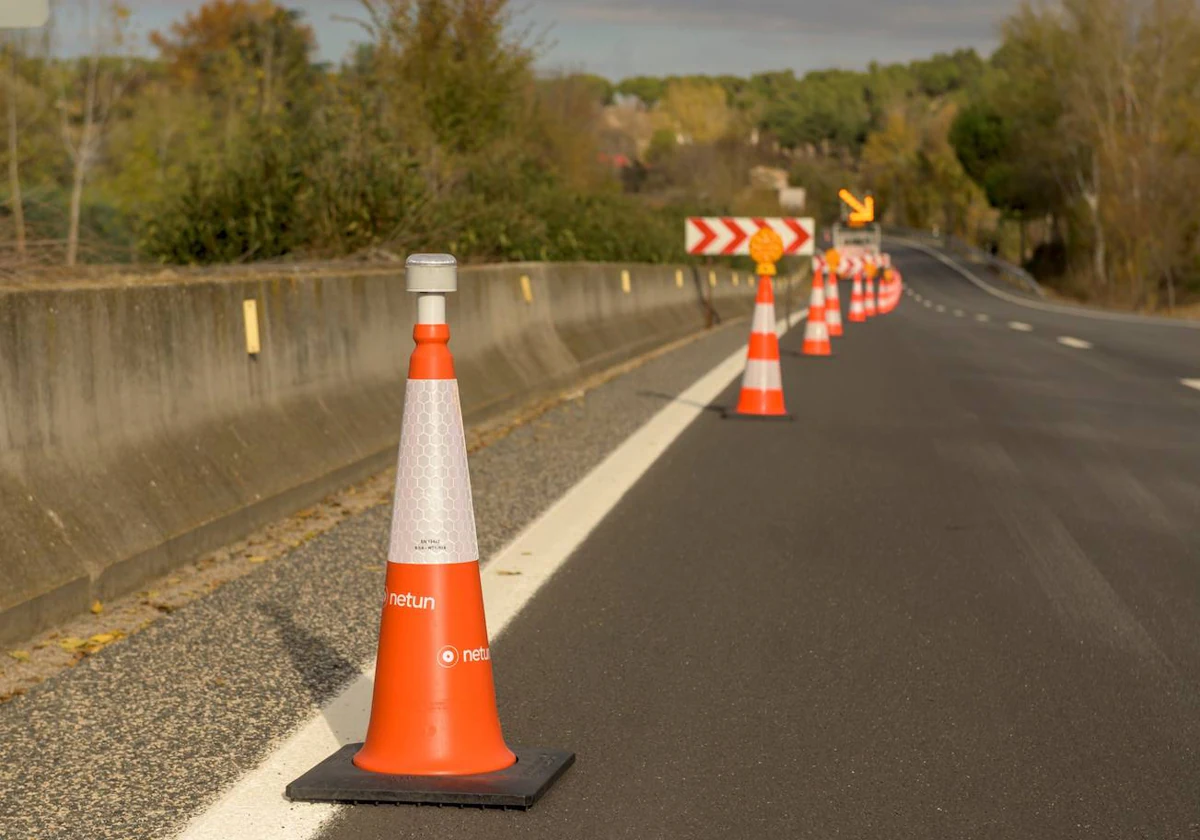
[176,309,809,840]
[935,305,946,313]
[954,310,964,317]
[1057,336,1093,350]
[976,314,990,322]
[893,237,1200,330]
[923,301,933,308]
[1182,379,1200,392]
[1009,321,1034,332]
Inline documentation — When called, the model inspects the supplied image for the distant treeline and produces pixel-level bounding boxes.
[2,0,1197,309]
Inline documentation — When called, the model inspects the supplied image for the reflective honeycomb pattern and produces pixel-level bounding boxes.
[387,379,479,565]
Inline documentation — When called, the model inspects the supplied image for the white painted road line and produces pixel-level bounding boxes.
[935,305,946,313]
[1057,336,1093,350]
[923,301,933,308]
[1182,379,1200,392]
[1009,321,1034,332]
[954,310,964,317]
[976,314,990,322]
[176,309,808,840]
[893,237,1200,330]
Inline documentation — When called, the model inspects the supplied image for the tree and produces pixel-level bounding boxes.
[910,49,985,97]
[54,0,136,266]
[356,0,533,158]
[996,0,1200,307]
[861,107,920,224]
[658,79,734,144]
[531,73,609,192]
[616,75,668,105]
[150,0,317,125]
[1,29,51,259]
[562,73,613,106]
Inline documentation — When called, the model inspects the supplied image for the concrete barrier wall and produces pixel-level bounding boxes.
[0,261,801,644]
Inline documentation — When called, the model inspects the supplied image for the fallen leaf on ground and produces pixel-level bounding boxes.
[57,637,88,652]
[90,600,104,615]
[7,650,30,662]
[248,555,268,564]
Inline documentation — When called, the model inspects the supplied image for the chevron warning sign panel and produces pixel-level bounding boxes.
[686,217,815,257]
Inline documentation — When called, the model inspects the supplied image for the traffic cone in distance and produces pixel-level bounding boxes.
[863,275,878,318]
[880,269,899,313]
[848,273,867,323]
[730,275,790,418]
[802,275,832,357]
[824,269,843,338]
[286,254,574,809]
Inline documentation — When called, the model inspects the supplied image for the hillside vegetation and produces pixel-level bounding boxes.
[2,0,1197,309]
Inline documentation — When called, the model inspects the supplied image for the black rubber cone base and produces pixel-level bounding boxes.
[285,744,574,810]
[721,407,795,421]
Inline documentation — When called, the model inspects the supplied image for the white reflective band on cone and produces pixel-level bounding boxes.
[387,379,480,565]
[741,359,783,392]
[751,304,776,335]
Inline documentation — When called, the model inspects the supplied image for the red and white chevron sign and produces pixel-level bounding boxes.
[839,255,864,276]
[685,217,815,257]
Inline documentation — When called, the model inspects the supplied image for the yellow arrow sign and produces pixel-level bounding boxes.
[838,189,875,225]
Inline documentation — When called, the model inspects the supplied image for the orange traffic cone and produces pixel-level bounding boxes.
[802,275,832,357]
[824,268,843,337]
[879,269,899,313]
[287,254,574,809]
[863,274,878,318]
[729,275,789,418]
[847,273,867,323]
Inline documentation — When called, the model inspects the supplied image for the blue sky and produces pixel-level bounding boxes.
[115,0,1014,78]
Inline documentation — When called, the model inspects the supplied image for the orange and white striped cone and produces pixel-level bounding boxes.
[880,270,900,313]
[802,275,832,357]
[824,268,843,337]
[287,254,574,808]
[729,275,789,418]
[847,273,867,323]
[863,275,878,318]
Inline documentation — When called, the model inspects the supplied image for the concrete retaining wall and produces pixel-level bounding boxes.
[0,261,801,644]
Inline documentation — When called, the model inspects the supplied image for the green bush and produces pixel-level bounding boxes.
[140,126,305,263]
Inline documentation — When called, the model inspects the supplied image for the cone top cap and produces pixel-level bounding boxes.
[406,253,457,293]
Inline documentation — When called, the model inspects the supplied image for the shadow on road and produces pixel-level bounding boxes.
[635,389,726,413]
[258,602,373,746]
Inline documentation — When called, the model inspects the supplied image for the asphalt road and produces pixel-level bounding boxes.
[3,246,1199,839]
[318,245,1200,839]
